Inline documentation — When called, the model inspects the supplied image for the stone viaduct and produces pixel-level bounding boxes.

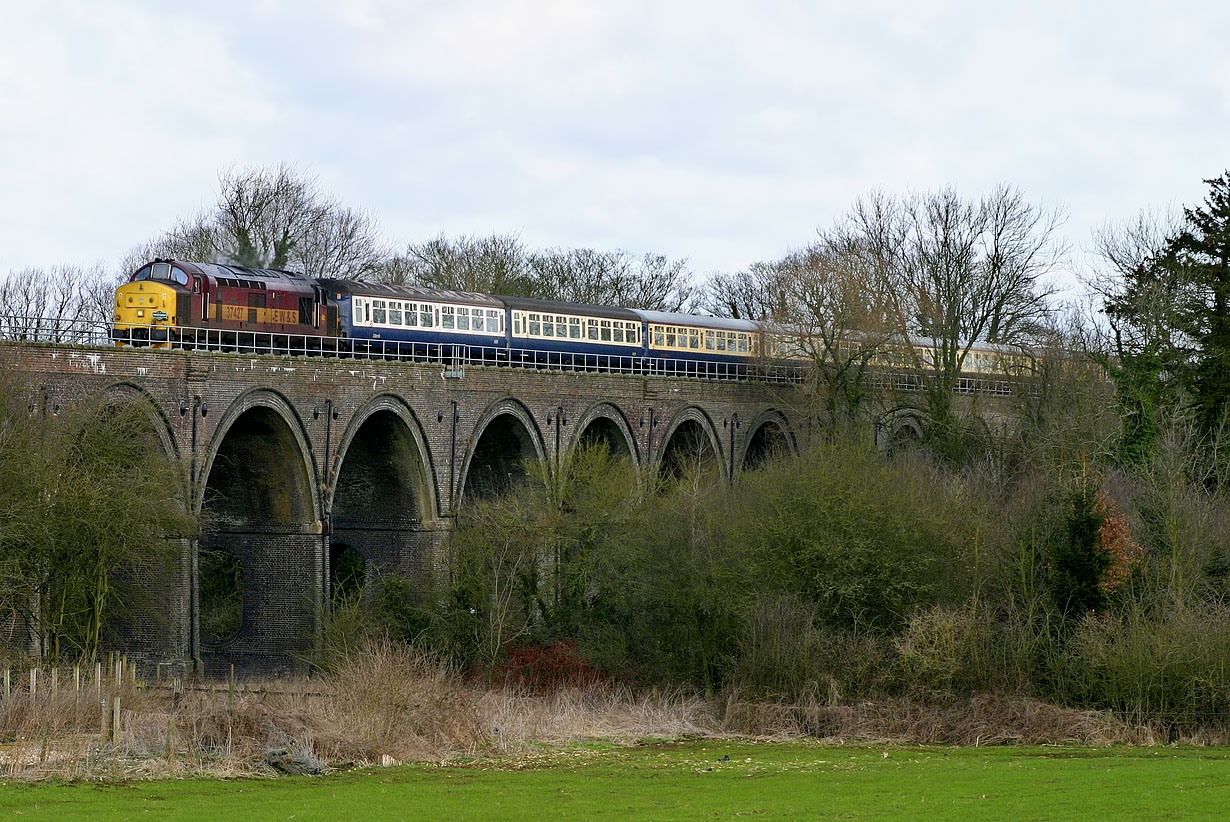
[2,342,817,675]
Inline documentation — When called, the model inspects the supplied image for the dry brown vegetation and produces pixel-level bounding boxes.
[1,641,1223,782]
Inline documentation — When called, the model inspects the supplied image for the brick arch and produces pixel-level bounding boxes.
[197,388,319,524]
[740,409,796,471]
[94,380,180,463]
[329,394,439,524]
[877,410,925,451]
[457,397,547,505]
[655,406,725,482]
[568,401,639,467]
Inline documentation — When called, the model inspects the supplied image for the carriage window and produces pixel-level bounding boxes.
[587,319,598,340]
[405,303,418,326]
[441,306,455,329]
[388,302,402,325]
[569,317,581,338]
[738,337,748,353]
[628,324,639,344]
[612,325,624,343]
[372,300,386,324]
[542,316,554,336]
[528,313,540,336]
[599,320,612,342]
[716,333,726,351]
[456,306,470,331]
[420,305,433,327]
[654,330,665,346]
[514,314,523,335]
[487,310,501,332]
[689,331,700,349]
[665,329,676,347]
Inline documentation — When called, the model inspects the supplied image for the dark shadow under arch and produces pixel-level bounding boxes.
[742,420,791,472]
[576,416,633,460]
[332,408,429,529]
[202,405,316,530]
[329,542,366,608]
[199,547,243,644]
[461,412,541,502]
[658,417,720,484]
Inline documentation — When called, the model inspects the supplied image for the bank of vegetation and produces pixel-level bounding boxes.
[1,168,1229,777]
[334,172,1230,742]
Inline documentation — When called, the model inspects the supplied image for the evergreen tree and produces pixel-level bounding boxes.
[1170,171,1230,435]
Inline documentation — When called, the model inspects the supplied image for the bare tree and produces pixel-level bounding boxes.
[378,233,532,293]
[700,262,790,320]
[0,264,113,342]
[832,186,1064,431]
[527,248,694,311]
[774,240,895,429]
[377,234,695,310]
[1087,209,1188,365]
[136,164,386,279]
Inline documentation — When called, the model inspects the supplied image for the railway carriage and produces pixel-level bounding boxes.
[322,280,506,360]
[502,296,644,370]
[635,310,760,377]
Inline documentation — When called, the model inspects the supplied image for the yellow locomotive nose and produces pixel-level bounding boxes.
[113,281,176,347]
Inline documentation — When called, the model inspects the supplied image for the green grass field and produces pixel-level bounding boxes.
[2,741,1227,820]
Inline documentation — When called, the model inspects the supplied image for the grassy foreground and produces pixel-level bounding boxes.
[2,741,1227,821]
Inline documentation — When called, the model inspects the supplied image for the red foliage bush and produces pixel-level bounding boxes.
[496,641,604,691]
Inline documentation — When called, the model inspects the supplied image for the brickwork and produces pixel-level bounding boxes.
[0,342,806,675]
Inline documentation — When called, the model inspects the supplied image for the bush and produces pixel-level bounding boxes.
[496,640,603,691]
[1055,599,1230,733]
[730,594,892,701]
[728,441,980,633]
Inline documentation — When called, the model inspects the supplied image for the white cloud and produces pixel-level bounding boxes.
[1,0,1228,280]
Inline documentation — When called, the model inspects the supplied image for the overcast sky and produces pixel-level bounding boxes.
[2,0,1227,289]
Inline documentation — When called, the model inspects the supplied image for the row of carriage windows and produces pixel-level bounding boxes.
[771,337,1022,375]
[512,312,641,345]
[353,299,504,333]
[652,325,754,354]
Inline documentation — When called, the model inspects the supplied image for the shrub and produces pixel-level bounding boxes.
[496,640,603,691]
[1055,599,1230,733]
[728,441,980,633]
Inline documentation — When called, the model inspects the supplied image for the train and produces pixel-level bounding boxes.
[110,259,1030,378]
